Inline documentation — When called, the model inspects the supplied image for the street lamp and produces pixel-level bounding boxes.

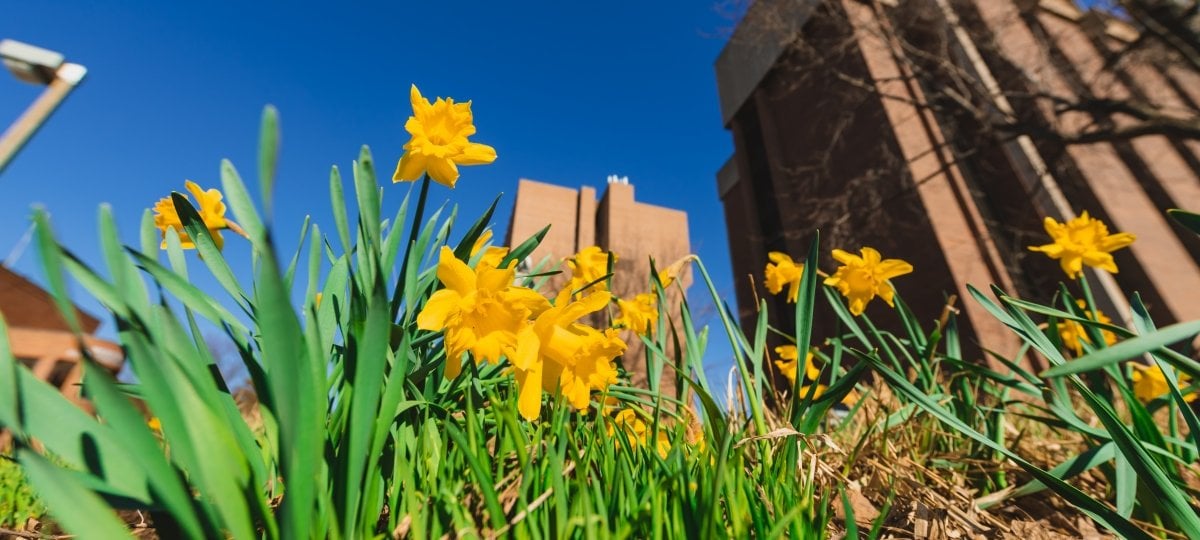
[0,39,87,175]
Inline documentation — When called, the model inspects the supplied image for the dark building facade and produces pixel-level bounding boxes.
[715,0,1200,365]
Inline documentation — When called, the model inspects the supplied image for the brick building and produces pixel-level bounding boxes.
[0,266,123,405]
[505,178,692,390]
[715,0,1200,366]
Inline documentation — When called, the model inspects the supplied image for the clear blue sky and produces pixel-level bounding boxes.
[2,2,743,381]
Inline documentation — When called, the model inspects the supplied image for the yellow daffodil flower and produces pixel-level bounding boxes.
[824,247,913,316]
[656,256,693,290]
[774,345,819,386]
[614,293,657,336]
[796,384,860,405]
[565,246,615,296]
[764,252,804,303]
[773,346,856,404]
[607,409,670,458]
[1058,300,1117,356]
[516,290,625,419]
[1028,211,1135,279]
[152,181,229,250]
[470,230,509,269]
[1130,363,1197,403]
[657,268,676,289]
[797,384,828,400]
[392,85,497,188]
[608,409,648,444]
[417,247,549,380]
[655,431,671,459]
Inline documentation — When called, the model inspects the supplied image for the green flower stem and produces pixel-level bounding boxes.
[1078,273,1098,323]
[391,174,431,321]
[1078,273,1119,401]
[692,260,768,436]
[1077,272,1105,356]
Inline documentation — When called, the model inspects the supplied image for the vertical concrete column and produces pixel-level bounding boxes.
[841,0,1022,360]
[577,186,597,249]
[506,179,582,288]
[973,0,1200,323]
[596,182,686,396]
[598,182,638,289]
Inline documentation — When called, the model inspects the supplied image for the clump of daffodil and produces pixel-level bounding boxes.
[824,247,913,316]
[470,230,509,269]
[417,246,549,380]
[152,181,234,250]
[774,345,819,386]
[607,409,670,458]
[1028,211,1135,279]
[517,290,625,419]
[419,250,626,422]
[774,345,857,405]
[504,290,625,421]
[565,246,615,296]
[392,85,497,188]
[614,293,657,336]
[1130,363,1197,403]
[1057,300,1117,356]
[764,252,804,303]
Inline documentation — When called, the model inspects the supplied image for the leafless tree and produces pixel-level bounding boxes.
[716,0,1200,303]
[724,0,1200,146]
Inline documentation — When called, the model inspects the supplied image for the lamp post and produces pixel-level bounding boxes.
[0,39,87,175]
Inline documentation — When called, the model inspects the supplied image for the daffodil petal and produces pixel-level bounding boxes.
[476,263,516,292]
[831,249,858,265]
[426,157,460,188]
[444,349,464,379]
[768,252,791,264]
[875,259,913,280]
[878,284,896,306]
[410,84,430,117]
[561,291,611,323]
[393,153,427,183]
[417,289,459,331]
[515,364,542,421]
[457,142,497,165]
[1101,232,1136,252]
[511,326,540,371]
[436,246,475,294]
